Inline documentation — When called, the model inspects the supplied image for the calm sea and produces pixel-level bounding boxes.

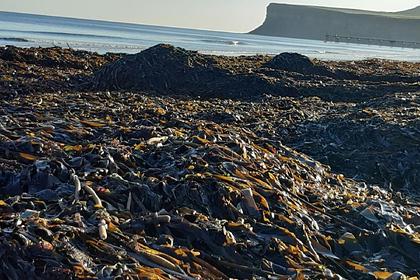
[1,11,420,61]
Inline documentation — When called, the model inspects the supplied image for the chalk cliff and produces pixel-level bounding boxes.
[251,4,420,48]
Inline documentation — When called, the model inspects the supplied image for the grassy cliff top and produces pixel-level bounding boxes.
[267,3,420,19]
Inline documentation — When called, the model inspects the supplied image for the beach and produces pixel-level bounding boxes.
[0,45,419,279]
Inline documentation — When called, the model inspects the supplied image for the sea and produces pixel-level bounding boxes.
[1,11,420,61]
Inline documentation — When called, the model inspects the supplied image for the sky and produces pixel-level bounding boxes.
[1,0,420,32]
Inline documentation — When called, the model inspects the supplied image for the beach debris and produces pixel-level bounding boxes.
[240,188,260,218]
[70,171,81,203]
[0,45,419,279]
[98,219,108,240]
[283,92,420,192]
[0,45,121,97]
[263,52,332,76]
[91,44,277,97]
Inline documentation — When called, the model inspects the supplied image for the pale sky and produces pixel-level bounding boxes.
[1,0,420,32]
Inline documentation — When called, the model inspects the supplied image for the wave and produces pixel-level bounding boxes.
[0,29,129,41]
[1,14,419,61]
[0,37,30,42]
[200,39,246,46]
[19,38,147,53]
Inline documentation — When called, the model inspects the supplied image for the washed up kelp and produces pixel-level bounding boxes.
[0,46,120,97]
[282,92,420,193]
[91,44,276,98]
[0,91,419,279]
[91,44,420,103]
[2,44,420,102]
[263,52,334,77]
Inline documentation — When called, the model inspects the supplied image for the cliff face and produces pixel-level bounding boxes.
[396,6,420,17]
[251,4,420,48]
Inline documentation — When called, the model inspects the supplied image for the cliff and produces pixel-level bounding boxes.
[251,4,420,48]
[396,6,420,17]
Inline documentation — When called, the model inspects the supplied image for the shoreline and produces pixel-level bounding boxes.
[3,10,420,62]
[0,44,419,279]
[3,41,420,63]
[2,44,420,98]
[252,3,420,49]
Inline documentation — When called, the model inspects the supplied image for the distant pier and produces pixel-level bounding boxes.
[325,34,420,49]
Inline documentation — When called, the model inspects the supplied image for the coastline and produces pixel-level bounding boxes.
[3,11,420,62]
[251,3,420,49]
[0,45,419,279]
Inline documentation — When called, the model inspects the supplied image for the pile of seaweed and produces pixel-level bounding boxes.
[283,92,420,192]
[0,45,420,279]
[0,45,120,97]
[1,90,419,279]
[92,44,275,98]
[263,52,334,77]
[91,45,420,102]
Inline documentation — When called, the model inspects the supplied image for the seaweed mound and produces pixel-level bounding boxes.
[264,52,333,77]
[92,44,225,93]
[93,44,218,92]
[0,46,115,69]
[1,46,420,279]
[92,44,273,97]
[265,52,314,71]
[0,46,120,97]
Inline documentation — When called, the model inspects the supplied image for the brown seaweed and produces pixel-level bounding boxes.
[0,45,419,279]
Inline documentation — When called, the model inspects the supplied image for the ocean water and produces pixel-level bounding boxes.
[1,11,420,61]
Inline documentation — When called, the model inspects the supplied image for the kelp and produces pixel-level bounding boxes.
[0,45,420,279]
[0,89,419,279]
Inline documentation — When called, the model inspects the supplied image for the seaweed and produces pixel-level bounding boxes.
[0,45,419,279]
